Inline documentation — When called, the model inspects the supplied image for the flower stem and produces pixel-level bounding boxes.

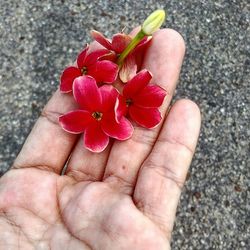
[117,29,146,68]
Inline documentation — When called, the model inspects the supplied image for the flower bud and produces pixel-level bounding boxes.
[142,10,166,35]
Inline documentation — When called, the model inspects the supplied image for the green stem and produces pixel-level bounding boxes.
[117,29,146,68]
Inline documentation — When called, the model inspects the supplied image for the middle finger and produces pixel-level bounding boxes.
[103,29,186,194]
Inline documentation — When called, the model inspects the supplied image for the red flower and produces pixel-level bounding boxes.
[91,30,151,82]
[59,76,133,152]
[60,45,118,93]
[91,31,132,54]
[116,69,167,129]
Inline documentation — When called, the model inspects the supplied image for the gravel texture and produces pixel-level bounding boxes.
[0,0,249,249]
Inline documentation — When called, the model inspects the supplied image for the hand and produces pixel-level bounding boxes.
[0,29,200,250]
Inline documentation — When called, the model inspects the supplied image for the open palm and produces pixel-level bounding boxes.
[0,29,200,250]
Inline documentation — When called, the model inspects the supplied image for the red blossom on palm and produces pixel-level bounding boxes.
[59,75,133,152]
[91,30,132,54]
[116,69,167,129]
[91,30,151,82]
[60,45,118,93]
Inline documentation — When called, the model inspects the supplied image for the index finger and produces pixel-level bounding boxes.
[12,90,78,174]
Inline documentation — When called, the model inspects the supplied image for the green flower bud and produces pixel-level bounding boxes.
[142,10,166,35]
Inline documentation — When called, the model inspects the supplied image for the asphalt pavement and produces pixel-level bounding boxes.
[0,1,249,249]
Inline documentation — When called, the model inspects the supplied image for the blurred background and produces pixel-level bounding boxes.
[0,0,249,249]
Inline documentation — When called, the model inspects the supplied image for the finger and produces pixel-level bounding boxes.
[133,99,201,238]
[65,137,112,181]
[13,90,78,173]
[103,29,186,193]
[13,42,106,175]
[62,41,112,178]
[64,38,126,181]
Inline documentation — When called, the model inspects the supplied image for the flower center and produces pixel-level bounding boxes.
[126,98,133,107]
[81,66,88,75]
[92,111,103,121]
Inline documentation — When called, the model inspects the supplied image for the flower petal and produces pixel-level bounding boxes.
[90,30,112,50]
[99,85,119,112]
[119,54,137,83]
[129,106,162,129]
[60,66,82,93]
[84,121,109,152]
[123,69,152,97]
[114,95,128,122]
[133,85,167,108]
[99,51,117,62]
[90,60,118,84]
[77,46,89,69]
[134,36,152,53]
[73,75,102,111]
[85,49,112,66]
[132,36,152,71]
[111,33,132,54]
[59,110,92,134]
[102,113,133,140]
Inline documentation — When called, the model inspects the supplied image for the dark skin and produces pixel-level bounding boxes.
[0,29,201,249]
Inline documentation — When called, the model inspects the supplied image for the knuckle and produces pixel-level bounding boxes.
[143,158,185,190]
